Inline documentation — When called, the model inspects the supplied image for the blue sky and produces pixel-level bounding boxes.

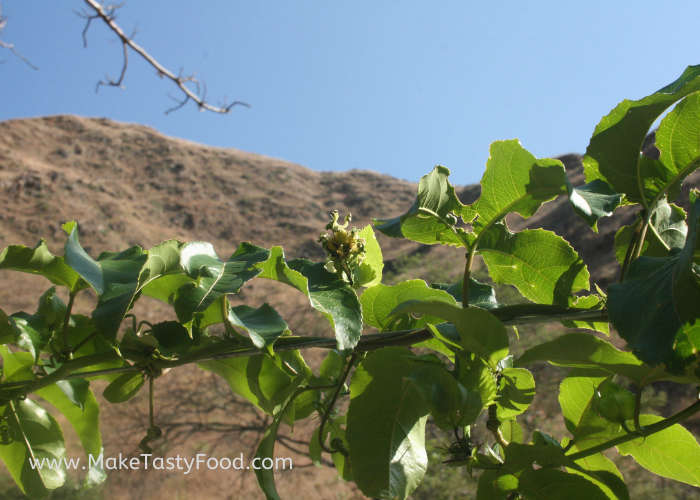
[1,1,699,186]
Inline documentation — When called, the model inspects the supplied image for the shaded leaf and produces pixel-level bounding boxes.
[431,278,499,309]
[496,367,535,419]
[346,347,431,500]
[102,371,145,404]
[565,178,623,231]
[0,240,84,292]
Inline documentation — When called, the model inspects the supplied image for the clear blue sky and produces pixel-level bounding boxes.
[1,1,699,186]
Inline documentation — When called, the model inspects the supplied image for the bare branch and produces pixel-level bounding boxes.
[0,3,38,70]
[78,0,249,114]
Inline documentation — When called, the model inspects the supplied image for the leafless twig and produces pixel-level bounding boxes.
[0,3,38,69]
[77,0,249,114]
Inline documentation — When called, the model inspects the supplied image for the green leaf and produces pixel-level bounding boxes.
[406,365,482,429]
[255,247,363,352]
[608,197,700,373]
[614,201,687,264]
[354,225,384,288]
[175,241,270,332]
[197,352,296,416]
[462,140,568,234]
[617,414,700,486]
[148,321,198,358]
[0,240,84,292]
[11,312,49,364]
[63,221,147,296]
[35,382,105,489]
[0,399,67,499]
[516,333,677,386]
[102,371,145,404]
[431,278,499,309]
[478,222,590,306]
[501,419,523,444]
[563,440,630,500]
[44,363,89,410]
[391,300,509,370]
[373,166,467,247]
[653,91,700,202]
[253,378,306,500]
[0,308,15,344]
[37,287,67,331]
[346,347,431,500]
[141,274,192,303]
[583,65,700,204]
[136,239,185,289]
[328,418,353,481]
[496,367,535,419]
[562,294,609,335]
[565,178,623,231]
[318,350,343,385]
[457,353,497,407]
[558,369,622,452]
[595,381,635,425]
[228,304,289,355]
[515,468,613,500]
[361,280,457,331]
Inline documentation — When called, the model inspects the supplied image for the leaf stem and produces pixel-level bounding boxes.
[631,210,652,261]
[567,398,700,462]
[634,383,646,435]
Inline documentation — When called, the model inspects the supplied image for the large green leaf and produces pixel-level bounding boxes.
[563,440,629,500]
[360,280,457,331]
[174,241,270,331]
[617,414,700,486]
[653,91,700,202]
[255,247,363,352]
[477,222,590,306]
[516,333,678,386]
[392,300,509,370]
[0,240,84,292]
[197,352,296,416]
[584,65,700,204]
[608,198,700,373]
[495,367,535,420]
[373,166,467,247]
[0,399,66,499]
[559,369,621,449]
[346,347,431,500]
[614,200,687,264]
[253,379,306,500]
[461,140,568,234]
[35,383,105,489]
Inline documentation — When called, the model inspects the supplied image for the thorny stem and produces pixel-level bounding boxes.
[631,210,652,261]
[72,331,98,354]
[318,354,357,454]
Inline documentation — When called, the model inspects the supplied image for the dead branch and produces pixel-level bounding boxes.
[77,0,249,114]
[0,3,38,69]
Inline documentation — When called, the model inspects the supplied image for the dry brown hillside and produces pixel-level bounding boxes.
[1,115,699,500]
